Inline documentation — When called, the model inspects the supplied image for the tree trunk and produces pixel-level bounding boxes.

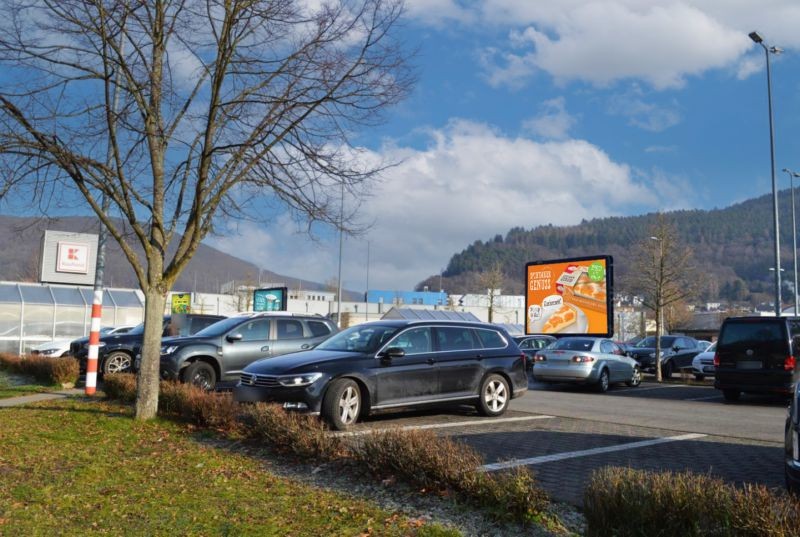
[655,303,663,383]
[135,289,167,420]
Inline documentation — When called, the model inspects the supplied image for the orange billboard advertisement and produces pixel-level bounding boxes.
[525,256,613,336]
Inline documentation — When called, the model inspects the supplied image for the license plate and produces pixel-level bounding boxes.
[736,361,762,370]
[703,366,715,373]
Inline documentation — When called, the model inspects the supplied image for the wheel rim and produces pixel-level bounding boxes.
[631,368,641,386]
[338,386,359,424]
[106,354,131,373]
[484,379,507,412]
[193,369,213,390]
[601,371,609,390]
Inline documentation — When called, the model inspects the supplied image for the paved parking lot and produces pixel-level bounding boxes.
[347,377,789,506]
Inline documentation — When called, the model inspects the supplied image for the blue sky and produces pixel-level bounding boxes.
[211,1,800,292]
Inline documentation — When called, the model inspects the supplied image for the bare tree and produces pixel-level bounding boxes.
[629,216,698,382]
[478,262,504,323]
[0,0,413,419]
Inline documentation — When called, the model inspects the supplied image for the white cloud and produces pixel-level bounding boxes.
[522,97,577,140]
[210,120,677,290]
[606,88,682,132]
[407,1,800,89]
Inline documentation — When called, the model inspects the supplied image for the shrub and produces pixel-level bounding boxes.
[102,373,137,402]
[159,381,241,433]
[356,429,551,524]
[0,352,79,386]
[240,402,345,462]
[584,466,800,537]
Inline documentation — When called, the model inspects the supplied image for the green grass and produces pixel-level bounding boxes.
[0,369,58,399]
[0,398,460,536]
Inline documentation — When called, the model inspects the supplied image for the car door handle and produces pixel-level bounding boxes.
[427,358,435,365]
[301,344,311,350]
[476,354,483,359]
[261,346,270,352]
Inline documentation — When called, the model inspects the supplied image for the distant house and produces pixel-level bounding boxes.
[367,290,448,307]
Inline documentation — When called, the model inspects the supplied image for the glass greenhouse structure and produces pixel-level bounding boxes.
[0,282,144,354]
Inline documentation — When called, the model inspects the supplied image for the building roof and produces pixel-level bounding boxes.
[381,307,480,322]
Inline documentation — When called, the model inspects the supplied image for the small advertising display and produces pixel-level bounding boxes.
[171,293,191,314]
[253,287,287,312]
[525,255,613,336]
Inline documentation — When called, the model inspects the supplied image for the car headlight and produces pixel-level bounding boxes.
[649,352,655,358]
[277,372,323,387]
[160,345,179,355]
[38,348,61,355]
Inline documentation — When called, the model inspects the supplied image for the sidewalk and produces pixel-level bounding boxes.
[0,388,85,408]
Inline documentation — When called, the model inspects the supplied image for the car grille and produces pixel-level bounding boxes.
[240,373,280,388]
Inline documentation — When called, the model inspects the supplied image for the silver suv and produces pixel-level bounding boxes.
[140,313,337,389]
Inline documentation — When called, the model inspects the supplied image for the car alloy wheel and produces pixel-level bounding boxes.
[597,369,610,393]
[626,366,641,387]
[477,374,510,417]
[103,352,132,374]
[338,385,360,425]
[323,378,362,430]
[183,361,216,391]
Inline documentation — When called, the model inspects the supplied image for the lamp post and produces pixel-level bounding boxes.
[783,168,800,315]
[750,31,783,316]
[336,181,345,328]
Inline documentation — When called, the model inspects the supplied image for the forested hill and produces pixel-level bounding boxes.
[417,190,794,303]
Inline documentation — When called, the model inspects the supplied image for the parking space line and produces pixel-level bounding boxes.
[480,433,707,472]
[683,395,723,401]
[334,415,556,437]
[629,384,688,392]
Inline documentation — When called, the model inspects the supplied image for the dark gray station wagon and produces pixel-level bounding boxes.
[234,320,528,430]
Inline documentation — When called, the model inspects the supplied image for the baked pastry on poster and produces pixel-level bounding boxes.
[525,256,613,336]
[528,297,588,334]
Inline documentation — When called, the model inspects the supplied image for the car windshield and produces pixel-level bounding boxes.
[194,316,249,337]
[316,324,400,353]
[552,338,596,351]
[125,323,146,335]
[636,336,677,348]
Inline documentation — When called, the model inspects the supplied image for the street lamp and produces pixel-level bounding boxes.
[784,168,800,315]
[750,30,784,316]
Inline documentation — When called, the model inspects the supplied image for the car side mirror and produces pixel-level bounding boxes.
[226,333,243,342]
[672,345,680,352]
[379,347,405,364]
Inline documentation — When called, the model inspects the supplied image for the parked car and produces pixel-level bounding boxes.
[513,334,557,368]
[531,337,641,392]
[70,314,225,375]
[714,316,800,402]
[690,341,717,381]
[627,335,702,378]
[29,339,73,357]
[695,340,712,351]
[152,313,337,389]
[234,320,528,430]
[786,382,800,495]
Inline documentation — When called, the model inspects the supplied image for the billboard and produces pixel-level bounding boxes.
[171,293,191,314]
[253,287,287,312]
[525,255,613,336]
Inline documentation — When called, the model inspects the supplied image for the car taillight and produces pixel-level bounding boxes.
[534,354,546,362]
[785,355,796,371]
[571,356,595,363]
[713,352,720,367]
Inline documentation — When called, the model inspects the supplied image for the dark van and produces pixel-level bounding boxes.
[714,316,800,401]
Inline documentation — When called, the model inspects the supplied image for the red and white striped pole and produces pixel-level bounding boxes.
[85,290,104,395]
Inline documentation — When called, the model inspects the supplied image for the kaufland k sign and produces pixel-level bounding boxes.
[56,241,90,274]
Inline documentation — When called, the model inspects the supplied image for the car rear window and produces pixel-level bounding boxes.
[553,338,595,351]
[307,320,332,338]
[475,329,507,349]
[718,321,786,353]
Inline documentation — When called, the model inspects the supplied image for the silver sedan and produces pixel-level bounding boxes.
[532,337,641,392]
